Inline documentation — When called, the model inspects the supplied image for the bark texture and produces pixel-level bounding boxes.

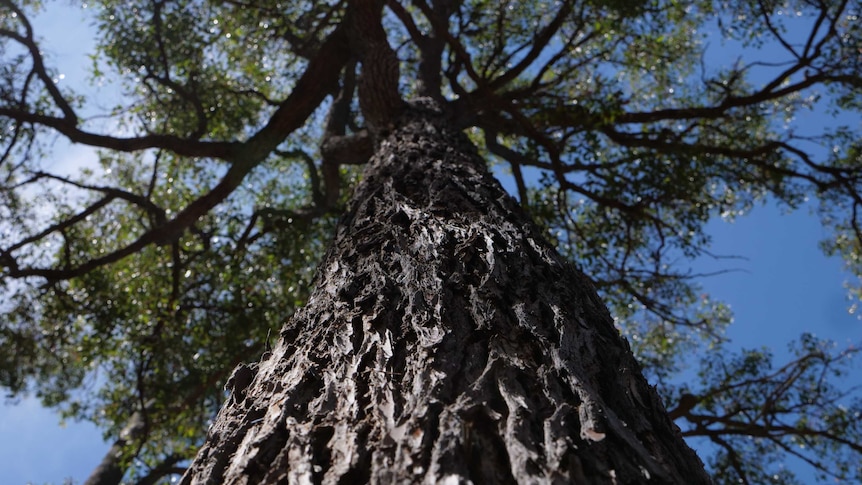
[347,0,405,134]
[181,105,710,484]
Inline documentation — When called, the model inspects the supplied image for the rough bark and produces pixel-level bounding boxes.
[181,105,711,484]
[347,0,405,134]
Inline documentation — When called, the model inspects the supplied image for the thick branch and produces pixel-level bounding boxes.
[347,0,405,133]
[83,401,155,485]
[2,27,351,280]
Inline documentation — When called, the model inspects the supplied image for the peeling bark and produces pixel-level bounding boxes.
[181,106,710,484]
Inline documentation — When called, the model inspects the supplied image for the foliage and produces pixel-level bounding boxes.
[674,335,862,483]
[0,0,860,482]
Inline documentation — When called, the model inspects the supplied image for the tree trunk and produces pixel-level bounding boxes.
[180,106,711,484]
[84,401,152,485]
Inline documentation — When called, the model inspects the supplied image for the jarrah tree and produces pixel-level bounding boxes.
[0,0,860,484]
[181,104,710,482]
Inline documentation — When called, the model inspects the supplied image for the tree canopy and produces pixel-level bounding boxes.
[0,0,860,483]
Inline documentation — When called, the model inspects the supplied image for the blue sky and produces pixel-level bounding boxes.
[1,3,860,484]
[701,203,859,351]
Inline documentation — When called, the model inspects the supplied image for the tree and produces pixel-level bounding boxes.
[180,98,713,483]
[0,0,859,483]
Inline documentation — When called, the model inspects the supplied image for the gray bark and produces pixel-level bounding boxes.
[181,106,710,484]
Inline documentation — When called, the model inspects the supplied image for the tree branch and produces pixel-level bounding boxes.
[1,26,351,280]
